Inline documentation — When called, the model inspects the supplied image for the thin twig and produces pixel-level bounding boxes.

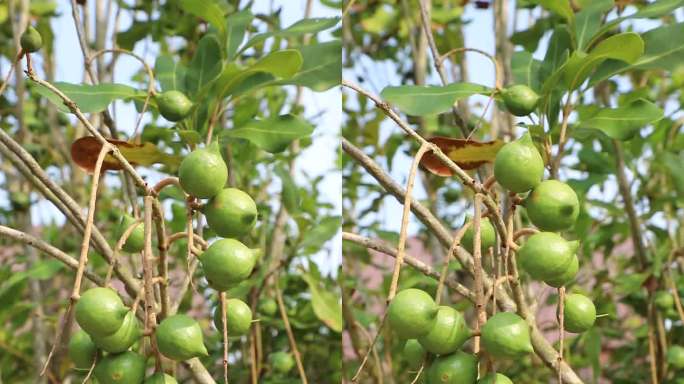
[105,219,143,284]
[143,196,163,370]
[436,222,472,304]
[472,194,486,356]
[343,232,475,301]
[274,279,308,384]
[389,143,430,300]
[220,291,230,384]
[558,287,565,384]
[351,311,388,383]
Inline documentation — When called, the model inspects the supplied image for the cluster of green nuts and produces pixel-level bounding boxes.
[390,288,531,383]
[68,287,171,383]
[494,131,597,334]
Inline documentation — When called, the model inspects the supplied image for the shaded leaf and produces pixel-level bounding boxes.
[214,50,303,98]
[185,35,223,96]
[71,137,181,173]
[577,99,663,140]
[421,137,505,177]
[575,0,614,51]
[511,51,542,91]
[381,82,491,116]
[633,0,684,18]
[155,55,187,92]
[299,216,341,253]
[275,165,300,214]
[301,272,342,333]
[226,9,253,59]
[241,17,340,53]
[222,114,313,153]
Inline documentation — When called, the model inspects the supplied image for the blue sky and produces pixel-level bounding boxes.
[18,0,342,274]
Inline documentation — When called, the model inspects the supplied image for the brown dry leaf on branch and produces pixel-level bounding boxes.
[420,136,504,176]
[70,136,181,173]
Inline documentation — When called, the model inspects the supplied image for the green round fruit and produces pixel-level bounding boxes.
[461,218,496,255]
[563,293,596,333]
[426,351,477,384]
[387,288,438,339]
[75,287,128,337]
[213,298,253,336]
[518,232,578,282]
[525,180,579,231]
[156,90,192,122]
[200,239,258,291]
[93,351,146,384]
[68,329,98,370]
[178,141,227,199]
[501,84,539,116]
[21,25,43,53]
[481,312,533,359]
[92,311,141,353]
[655,291,675,311]
[259,298,278,316]
[545,254,578,288]
[204,188,258,238]
[494,133,544,193]
[144,373,178,384]
[155,314,208,361]
[115,214,144,253]
[403,339,426,370]
[668,345,684,369]
[270,351,295,374]
[478,373,514,384]
[418,306,472,355]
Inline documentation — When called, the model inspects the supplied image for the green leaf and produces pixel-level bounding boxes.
[241,17,340,53]
[26,260,64,280]
[540,0,575,23]
[575,0,613,51]
[155,55,186,92]
[276,40,341,91]
[175,129,202,146]
[563,32,644,89]
[299,216,341,253]
[226,9,253,59]
[222,114,313,153]
[179,0,226,33]
[301,272,342,333]
[584,328,602,380]
[632,0,684,18]
[185,35,223,96]
[511,51,542,91]
[577,99,663,140]
[591,23,684,84]
[381,82,491,116]
[275,165,300,214]
[663,152,684,201]
[214,50,303,98]
[34,82,144,114]
[116,21,151,51]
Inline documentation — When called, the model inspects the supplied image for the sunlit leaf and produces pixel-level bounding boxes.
[577,99,663,140]
[240,17,340,53]
[179,0,226,33]
[381,83,491,116]
[34,82,144,114]
[276,40,341,91]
